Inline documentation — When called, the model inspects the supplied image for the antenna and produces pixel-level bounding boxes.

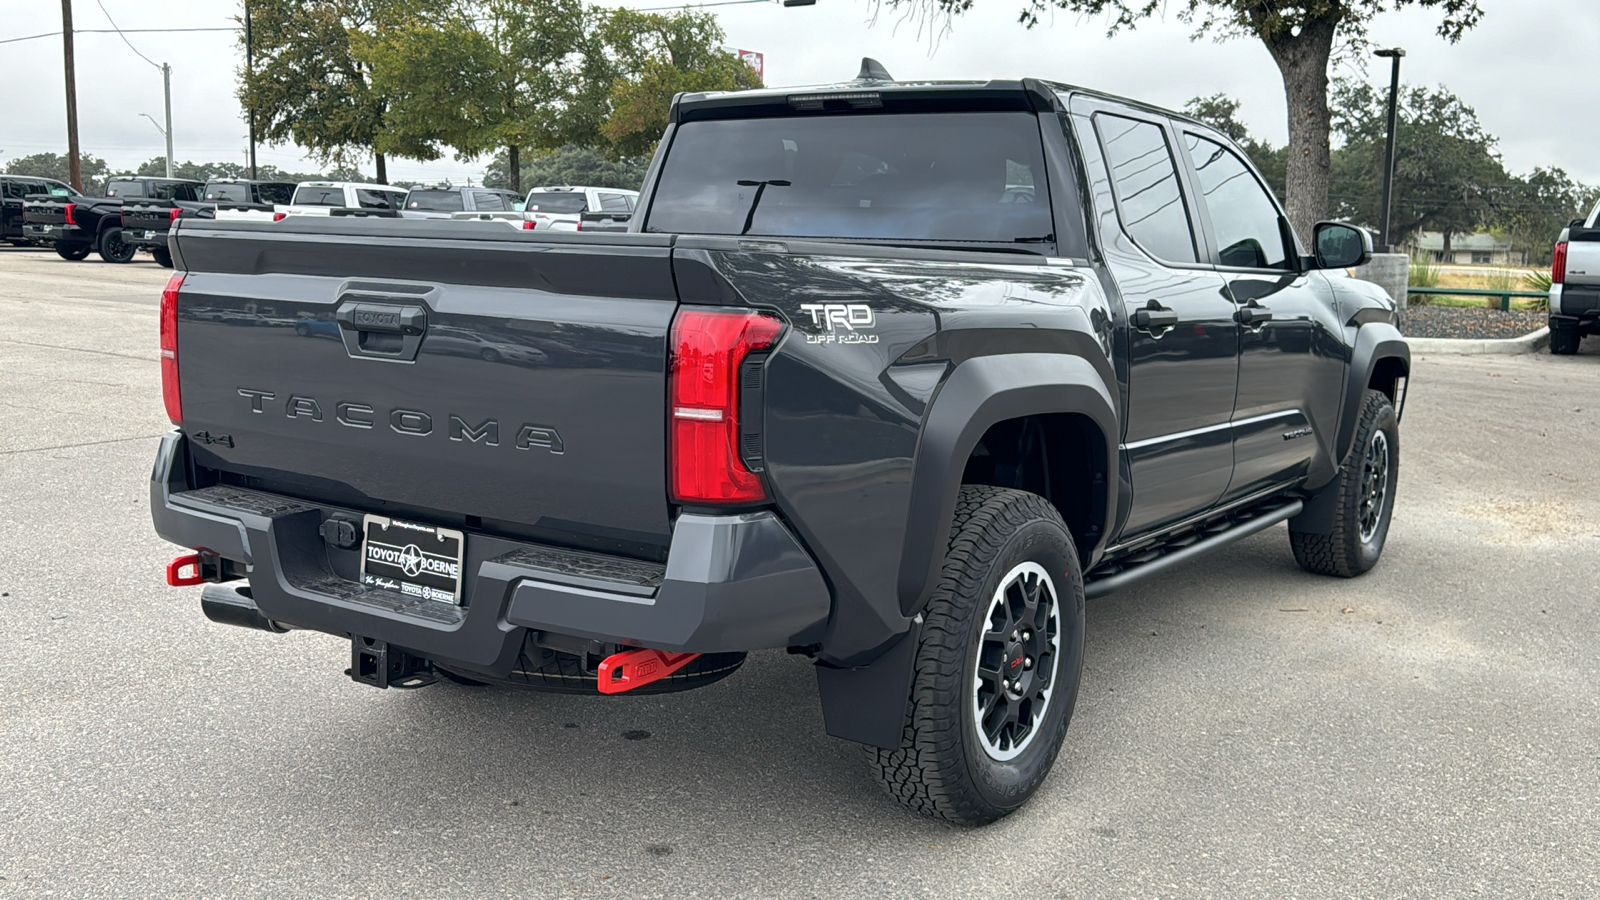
[856,58,893,83]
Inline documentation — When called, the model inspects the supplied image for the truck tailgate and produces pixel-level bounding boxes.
[120,199,176,233]
[23,198,70,226]
[171,219,679,555]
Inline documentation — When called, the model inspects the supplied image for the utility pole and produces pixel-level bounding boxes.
[245,0,257,179]
[61,0,82,193]
[162,63,174,178]
[1374,48,1406,253]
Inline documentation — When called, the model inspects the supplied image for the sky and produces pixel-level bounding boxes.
[1,0,1596,186]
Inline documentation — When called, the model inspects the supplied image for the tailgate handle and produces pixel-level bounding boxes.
[334,298,428,362]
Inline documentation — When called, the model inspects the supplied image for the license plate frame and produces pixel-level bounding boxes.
[359,515,465,605]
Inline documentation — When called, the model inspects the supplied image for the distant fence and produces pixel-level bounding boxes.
[1406,287,1548,311]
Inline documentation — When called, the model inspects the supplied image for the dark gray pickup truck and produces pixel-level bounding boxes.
[150,63,1410,825]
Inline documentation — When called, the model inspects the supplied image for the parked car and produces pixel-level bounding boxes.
[203,178,297,221]
[522,185,638,230]
[2,175,73,246]
[23,176,201,263]
[401,186,524,220]
[1549,197,1600,354]
[150,62,1410,827]
[280,182,408,218]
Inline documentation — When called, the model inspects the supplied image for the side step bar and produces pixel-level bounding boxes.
[1084,500,1303,599]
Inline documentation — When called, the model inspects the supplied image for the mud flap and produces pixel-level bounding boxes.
[813,615,922,749]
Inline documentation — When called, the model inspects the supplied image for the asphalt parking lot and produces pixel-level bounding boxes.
[2,246,1598,898]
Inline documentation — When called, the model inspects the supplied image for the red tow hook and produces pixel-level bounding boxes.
[166,553,206,586]
[596,647,700,694]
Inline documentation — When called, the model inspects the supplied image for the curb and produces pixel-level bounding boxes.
[1405,327,1550,355]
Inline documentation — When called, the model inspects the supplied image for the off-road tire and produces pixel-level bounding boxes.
[1549,324,1581,355]
[151,248,174,268]
[98,228,135,263]
[869,485,1086,826]
[55,243,91,261]
[1290,389,1399,577]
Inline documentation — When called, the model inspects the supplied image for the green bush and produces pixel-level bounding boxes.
[1523,270,1553,292]
[1408,256,1440,302]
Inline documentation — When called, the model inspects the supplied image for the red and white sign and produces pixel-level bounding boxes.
[737,49,764,82]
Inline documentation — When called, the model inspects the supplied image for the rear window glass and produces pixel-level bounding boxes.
[204,183,249,203]
[406,189,465,211]
[526,191,588,214]
[293,186,345,206]
[106,180,149,198]
[646,112,1054,243]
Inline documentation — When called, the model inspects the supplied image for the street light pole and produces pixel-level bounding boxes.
[61,0,82,193]
[245,0,257,179]
[162,63,174,178]
[1375,48,1406,253]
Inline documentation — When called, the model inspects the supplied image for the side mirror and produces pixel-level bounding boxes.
[1312,221,1373,269]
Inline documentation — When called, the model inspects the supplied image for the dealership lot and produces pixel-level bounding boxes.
[2,247,1598,898]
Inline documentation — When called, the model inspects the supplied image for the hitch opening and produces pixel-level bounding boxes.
[596,647,701,694]
[350,637,437,690]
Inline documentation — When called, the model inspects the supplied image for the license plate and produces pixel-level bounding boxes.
[359,515,465,604]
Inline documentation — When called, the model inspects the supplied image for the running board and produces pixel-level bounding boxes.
[1084,500,1303,599]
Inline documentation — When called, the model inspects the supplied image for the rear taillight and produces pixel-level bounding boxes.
[272,212,287,222]
[169,208,182,223]
[669,309,783,504]
[160,273,184,424]
[1553,241,1568,284]
[64,203,76,226]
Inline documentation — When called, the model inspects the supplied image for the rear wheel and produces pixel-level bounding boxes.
[869,485,1085,826]
[98,228,136,263]
[1289,389,1399,577]
[1549,323,1581,355]
[55,243,91,261]
[151,248,174,268]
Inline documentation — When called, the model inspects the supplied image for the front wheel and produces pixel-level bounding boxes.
[98,228,136,263]
[869,485,1085,826]
[1289,389,1399,577]
[151,248,174,268]
[55,243,91,261]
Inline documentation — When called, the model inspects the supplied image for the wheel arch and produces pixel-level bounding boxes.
[896,353,1118,619]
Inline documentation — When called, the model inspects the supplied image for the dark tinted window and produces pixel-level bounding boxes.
[357,189,393,210]
[2,180,28,199]
[526,191,587,214]
[598,192,630,212]
[106,179,149,198]
[470,191,505,211]
[406,189,465,211]
[205,183,249,203]
[292,186,344,206]
[1183,133,1291,269]
[647,112,1054,243]
[1094,115,1196,264]
[259,183,295,205]
[163,183,201,201]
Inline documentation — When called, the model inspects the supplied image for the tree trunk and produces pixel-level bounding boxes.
[509,145,521,195]
[375,152,387,185]
[1265,14,1338,248]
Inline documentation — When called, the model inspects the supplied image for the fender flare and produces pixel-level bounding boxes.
[895,352,1119,618]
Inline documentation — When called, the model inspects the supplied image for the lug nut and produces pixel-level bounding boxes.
[1011,630,1019,641]
[1024,658,1033,669]
[1022,630,1032,641]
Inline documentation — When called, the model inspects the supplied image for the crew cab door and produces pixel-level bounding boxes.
[1072,101,1240,537]
[1175,128,1346,499]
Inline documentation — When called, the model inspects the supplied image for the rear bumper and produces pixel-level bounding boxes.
[125,228,171,249]
[23,223,78,244]
[1551,284,1600,331]
[149,431,831,676]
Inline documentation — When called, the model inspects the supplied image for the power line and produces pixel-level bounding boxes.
[0,27,238,45]
[92,0,161,69]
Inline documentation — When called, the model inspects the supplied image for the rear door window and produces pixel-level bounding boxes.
[1182,133,1292,270]
[2,180,26,199]
[526,191,588,214]
[1093,114,1197,264]
[646,111,1055,244]
[597,193,631,212]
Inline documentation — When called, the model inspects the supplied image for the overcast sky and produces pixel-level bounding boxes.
[2,0,1596,185]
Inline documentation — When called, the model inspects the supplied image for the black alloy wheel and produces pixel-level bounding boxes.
[98,228,136,263]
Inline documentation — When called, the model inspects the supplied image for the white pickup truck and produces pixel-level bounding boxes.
[522,185,638,231]
[1550,198,1600,355]
[278,182,409,219]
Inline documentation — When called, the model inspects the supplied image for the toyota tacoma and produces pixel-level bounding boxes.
[150,62,1410,825]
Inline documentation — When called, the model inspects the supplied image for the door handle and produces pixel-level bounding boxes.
[1132,301,1179,331]
[1234,303,1273,326]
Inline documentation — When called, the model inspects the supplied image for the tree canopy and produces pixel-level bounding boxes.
[483,145,651,194]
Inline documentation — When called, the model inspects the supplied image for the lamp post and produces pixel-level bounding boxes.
[1374,48,1405,253]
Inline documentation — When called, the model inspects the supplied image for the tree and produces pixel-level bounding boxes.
[1182,94,1288,201]
[893,0,1484,243]
[1329,79,1506,253]
[237,0,431,183]
[1494,167,1599,265]
[3,152,110,193]
[597,9,764,158]
[483,144,651,193]
[359,0,591,194]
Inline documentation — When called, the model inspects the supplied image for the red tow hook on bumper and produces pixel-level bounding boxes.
[166,553,206,587]
[596,647,700,694]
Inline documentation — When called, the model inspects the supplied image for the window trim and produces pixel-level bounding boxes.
[1176,127,1302,274]
[1090,110,1204,270]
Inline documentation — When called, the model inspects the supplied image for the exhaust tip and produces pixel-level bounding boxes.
[200,583,288,633]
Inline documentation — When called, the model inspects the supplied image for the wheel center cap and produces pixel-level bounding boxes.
[1005,647,1027,689]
